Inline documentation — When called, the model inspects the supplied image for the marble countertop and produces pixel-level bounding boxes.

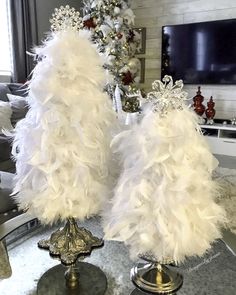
[0,217,236,295]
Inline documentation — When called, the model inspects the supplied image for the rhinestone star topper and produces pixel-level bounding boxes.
[49,5,82,32]
[147,75,188,115]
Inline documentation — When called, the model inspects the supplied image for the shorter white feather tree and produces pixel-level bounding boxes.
[103,75,226,264]
[11,10,116,225]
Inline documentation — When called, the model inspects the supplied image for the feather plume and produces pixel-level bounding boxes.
[11,29,117,224]
[103,77,226,264]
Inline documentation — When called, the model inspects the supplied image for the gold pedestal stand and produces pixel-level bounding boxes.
[131,288,177,295]
[130,255,183,294]
[37,218,107,295]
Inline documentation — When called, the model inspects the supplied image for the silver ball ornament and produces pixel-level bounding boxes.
[114,7,121,15]
[127,58,141,74]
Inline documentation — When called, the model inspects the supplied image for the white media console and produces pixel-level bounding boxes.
[201,124,236,157]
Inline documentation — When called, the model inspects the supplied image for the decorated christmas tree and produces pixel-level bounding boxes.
[103,76,226,264]
[11,6,116,225]
[82,0,141,115]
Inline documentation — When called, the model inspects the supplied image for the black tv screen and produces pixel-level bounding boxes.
[161,19,236,84]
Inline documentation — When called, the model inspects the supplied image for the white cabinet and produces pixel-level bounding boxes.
[200,124,236,157]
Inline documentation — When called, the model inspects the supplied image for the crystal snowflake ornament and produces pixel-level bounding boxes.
[147,75,189,115]
[50,5,82,32]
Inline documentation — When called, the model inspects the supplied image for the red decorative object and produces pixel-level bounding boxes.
[193,86,205,116]
[122,71,134,85]
[127,29,135,42]
[116,32,123,39]
[205,96,216,120]
[83,18,96,29]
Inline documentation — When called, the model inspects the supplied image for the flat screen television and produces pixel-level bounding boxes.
[161,19,236,84]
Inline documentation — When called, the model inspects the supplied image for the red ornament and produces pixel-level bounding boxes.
[83,18,96,29]
[205,96,216,120]
[117,32,123,39]
[193,86,205,116]
[122,71,134,85]
[127,29,135,42]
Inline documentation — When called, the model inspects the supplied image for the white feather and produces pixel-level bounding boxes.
[103,104,226,264]
[12,29,118,224]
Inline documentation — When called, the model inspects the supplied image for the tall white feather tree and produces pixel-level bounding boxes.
[103,75,226,264]
[11,6,116,224]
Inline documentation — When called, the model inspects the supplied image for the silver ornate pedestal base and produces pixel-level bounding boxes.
[130,262,183,294]
[37,262,107,295]
[37,218,107,294]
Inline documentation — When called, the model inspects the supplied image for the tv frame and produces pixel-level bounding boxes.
[161,18,236,85]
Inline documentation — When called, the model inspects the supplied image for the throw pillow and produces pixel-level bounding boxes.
[7,94,28,124]
[0,101,13,133]
[0,136,12,162]
[0,84,11,102]
[8,83,28,97]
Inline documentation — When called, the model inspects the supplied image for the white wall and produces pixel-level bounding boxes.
[132,0,236,120]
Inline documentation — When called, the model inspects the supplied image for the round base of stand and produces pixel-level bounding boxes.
[131,262,183,294]
[37,262,107,295]
[130,289,177,295]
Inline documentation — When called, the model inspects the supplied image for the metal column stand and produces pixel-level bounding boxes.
[37,217,107,295]
[130,254,183,294]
